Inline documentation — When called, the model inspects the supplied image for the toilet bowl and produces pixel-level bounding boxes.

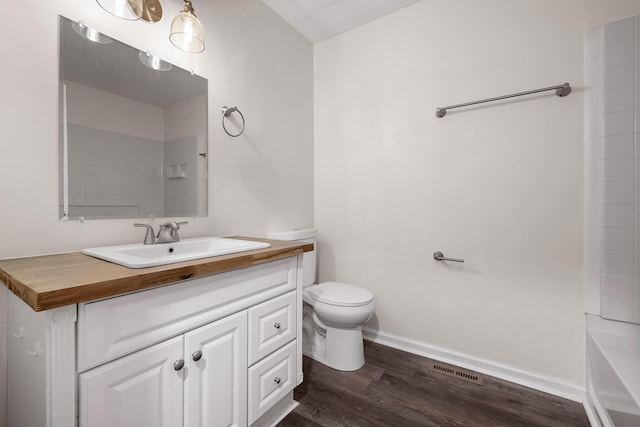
[304,282,374,371]
[267,229,375,371]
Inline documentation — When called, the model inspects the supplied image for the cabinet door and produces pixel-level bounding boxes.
[185,311,248,427]
[79,336,184,427]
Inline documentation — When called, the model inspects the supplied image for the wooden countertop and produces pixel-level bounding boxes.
[0,237,313,312]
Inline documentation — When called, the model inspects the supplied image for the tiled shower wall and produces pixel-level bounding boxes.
[66,124,164,218]
[601,16,640,324]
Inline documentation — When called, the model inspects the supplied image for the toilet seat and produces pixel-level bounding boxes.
[307,282,373,307]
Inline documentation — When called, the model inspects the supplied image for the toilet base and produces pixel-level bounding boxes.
[302,305,365,371]
[324,325,365,371]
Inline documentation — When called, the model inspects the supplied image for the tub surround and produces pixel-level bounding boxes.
[0,237,313,312]
[587,315,640,425]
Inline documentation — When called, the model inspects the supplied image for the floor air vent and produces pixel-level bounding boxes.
[429,361,483,385]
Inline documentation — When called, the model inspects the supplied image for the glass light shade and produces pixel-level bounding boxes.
[71,21,113,44]
[169,8,205,53]
[96,0,140,20]
[138,51,173,71]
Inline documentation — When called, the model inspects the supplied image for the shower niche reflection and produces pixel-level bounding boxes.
[58,16,208,220]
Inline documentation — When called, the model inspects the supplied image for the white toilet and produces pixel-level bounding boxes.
[267,228,375,371]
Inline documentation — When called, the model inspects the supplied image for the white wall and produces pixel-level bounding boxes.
[0,0,313,423]
[314,0,640,393]
[0,0,312,257]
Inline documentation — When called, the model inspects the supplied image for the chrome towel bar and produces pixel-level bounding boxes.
[433,251,464,263]
[435,82,571,118]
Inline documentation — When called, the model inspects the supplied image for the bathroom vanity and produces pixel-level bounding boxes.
[0,237,312,427]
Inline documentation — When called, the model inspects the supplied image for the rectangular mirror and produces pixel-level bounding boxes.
[58,16,208,220]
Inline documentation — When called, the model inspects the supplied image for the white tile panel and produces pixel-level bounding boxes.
[604,39,635,68]
[603,158,635,182]
[604,17,635,45]
[604,134,635,159]
[604,110,635,136]
[604,87,635,113]
[603,205,634,227]
[601,296,635,322]
[603,182,634,204]
[601,273,635,298]
[603,227,635,251]
[604,63,635,90]
[602,250,635,275]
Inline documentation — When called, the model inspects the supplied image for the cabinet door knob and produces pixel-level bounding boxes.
[274,322,281,330]
[274,377,282,385]
[173,359,185,371]
[192,350,203,362]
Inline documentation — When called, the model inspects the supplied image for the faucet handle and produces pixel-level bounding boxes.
[134,223,156,245]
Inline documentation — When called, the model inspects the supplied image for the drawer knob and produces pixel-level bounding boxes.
[274,322,281,330]
[173,359,185,371]
[192,351,203,362]
[274,377,282,385]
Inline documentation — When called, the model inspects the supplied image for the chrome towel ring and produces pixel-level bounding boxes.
[221,106,245,137]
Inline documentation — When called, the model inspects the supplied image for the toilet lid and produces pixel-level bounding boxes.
[307,282,373,307]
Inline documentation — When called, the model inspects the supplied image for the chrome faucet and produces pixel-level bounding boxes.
[134,221,188,245]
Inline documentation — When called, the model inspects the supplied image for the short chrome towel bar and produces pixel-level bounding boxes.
[435,82,571,118]
[433,251,464,263]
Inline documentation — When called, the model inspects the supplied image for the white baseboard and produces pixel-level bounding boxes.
[252,391,299,427]
[362,327,586,403]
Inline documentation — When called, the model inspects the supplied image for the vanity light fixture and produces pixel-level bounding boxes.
[71,21,113,44]
[139,51,173,71]
[96,0,163,23]
[169,0,205,53]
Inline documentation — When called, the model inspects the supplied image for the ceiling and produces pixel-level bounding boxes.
[59,1,420,106]
[262,0,421,43]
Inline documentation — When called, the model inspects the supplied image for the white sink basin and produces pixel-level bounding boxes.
[82,237,271,268]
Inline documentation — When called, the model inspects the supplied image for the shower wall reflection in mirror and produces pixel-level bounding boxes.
[58,16,208,220]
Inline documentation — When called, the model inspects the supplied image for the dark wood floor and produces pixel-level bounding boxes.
[278,341,590,427]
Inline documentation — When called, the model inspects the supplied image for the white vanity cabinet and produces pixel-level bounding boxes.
[80,310,248,427]
[6,255,304,427]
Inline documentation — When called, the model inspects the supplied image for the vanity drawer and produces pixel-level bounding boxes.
[248,290,297,365]
[248,340,296,424]
[77,257,297,372]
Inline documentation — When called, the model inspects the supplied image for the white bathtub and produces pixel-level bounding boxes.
[586,315,640,427]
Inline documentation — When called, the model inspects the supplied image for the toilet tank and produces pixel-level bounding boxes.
[267,228,317,287]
